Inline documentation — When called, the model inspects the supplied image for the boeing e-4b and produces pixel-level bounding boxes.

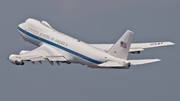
[8,18,175,69]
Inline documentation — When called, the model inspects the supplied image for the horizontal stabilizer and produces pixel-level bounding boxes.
[128,59,161,65]
[98,61,123,67]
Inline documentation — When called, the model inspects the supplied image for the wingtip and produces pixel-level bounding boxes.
[156,58,161,62]
[167,41,175,45]
[171,42,175,45]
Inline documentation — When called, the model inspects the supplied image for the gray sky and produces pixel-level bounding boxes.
[0,0,179,101]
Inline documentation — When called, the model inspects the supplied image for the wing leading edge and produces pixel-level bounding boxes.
[9,43,67,65]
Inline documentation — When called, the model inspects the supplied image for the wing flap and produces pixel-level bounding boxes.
[128,59,161,65]
[47,56,67,61]
[30,57,45,61]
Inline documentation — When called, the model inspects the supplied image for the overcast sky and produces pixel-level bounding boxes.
[0,0,179,101]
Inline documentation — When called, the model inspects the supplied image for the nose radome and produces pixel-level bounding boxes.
[18,23,24,29]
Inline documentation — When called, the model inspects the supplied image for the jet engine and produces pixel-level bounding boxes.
[8,54,24,65]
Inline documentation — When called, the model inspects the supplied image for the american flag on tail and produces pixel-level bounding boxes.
[120,41,127,48]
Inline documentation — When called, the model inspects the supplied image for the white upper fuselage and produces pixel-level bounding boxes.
[18,18,126,68]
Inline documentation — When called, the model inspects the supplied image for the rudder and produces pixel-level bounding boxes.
[107,30,134,59]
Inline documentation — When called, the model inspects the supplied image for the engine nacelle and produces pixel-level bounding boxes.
[9,59,24,65]
[130,51,141,54]
[8,54,24,65]
[14,60,24,65]
[19,50,30,55]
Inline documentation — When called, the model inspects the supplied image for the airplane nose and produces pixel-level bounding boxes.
[18,23,24,28]
[18,23,27,41]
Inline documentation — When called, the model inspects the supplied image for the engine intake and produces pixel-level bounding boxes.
[14,60,24,65]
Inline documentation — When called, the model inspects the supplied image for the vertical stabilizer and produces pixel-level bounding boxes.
[107,30,134,59]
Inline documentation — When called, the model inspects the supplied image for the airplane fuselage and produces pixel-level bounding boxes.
[18,18,128,68]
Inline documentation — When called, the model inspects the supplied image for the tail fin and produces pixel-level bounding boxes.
[107,30,134,59]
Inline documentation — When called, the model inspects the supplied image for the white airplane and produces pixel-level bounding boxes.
[8,18,175,69]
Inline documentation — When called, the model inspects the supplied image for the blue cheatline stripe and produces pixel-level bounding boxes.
[18,26,102,64]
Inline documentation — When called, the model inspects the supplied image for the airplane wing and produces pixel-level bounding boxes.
[90,41,174,53]
[130,41,175,49]
[9,43,67,65]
